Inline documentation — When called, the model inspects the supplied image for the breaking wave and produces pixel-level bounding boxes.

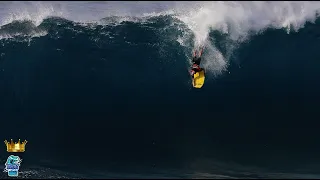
[1,1,320,76]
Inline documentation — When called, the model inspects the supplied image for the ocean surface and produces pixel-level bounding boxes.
[1,1,320,178]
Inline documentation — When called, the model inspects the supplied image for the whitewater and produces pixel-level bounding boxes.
[1,1,320,75]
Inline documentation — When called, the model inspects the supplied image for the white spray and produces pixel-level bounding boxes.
[175,1,320,75]
[1,2,320,75]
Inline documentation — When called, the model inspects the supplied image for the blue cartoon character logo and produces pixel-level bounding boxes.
[4,155,22,177]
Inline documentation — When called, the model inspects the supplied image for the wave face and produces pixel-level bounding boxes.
[2,1,320,178]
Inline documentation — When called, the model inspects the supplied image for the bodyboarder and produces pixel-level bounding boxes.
[190,47,205,78]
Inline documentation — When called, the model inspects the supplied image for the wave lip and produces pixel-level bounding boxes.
[0,2,64,27]
[0,20,48,41]
[2,2,320,75]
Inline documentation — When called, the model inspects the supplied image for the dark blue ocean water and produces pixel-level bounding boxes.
[1,15,320,178]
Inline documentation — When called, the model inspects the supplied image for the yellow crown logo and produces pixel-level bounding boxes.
[4,139,27,153]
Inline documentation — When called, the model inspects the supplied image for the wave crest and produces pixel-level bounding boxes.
[2,2,320,77]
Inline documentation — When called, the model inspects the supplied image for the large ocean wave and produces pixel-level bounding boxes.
[2,2,320,178]
[1,2,320,76]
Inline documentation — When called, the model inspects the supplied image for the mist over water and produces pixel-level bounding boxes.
[1,1,320,178]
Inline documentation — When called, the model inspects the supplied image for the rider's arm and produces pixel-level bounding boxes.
[199,48,203,57]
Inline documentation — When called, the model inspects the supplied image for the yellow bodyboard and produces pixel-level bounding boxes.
[192,70,205,88]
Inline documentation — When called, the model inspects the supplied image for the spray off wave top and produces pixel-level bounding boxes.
[1,1,320,76]
[2,1,320,37]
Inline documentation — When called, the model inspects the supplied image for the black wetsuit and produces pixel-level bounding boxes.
[191,56,202,75]
[192,56,201,66]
